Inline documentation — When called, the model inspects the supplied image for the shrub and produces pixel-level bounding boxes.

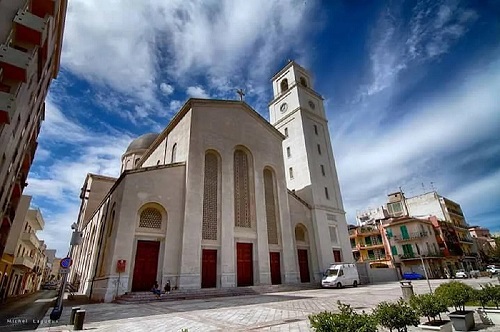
[410,293,448,322]
[309,301,378,332]
[373,298,420,332]
[434,281,475,312]
[477,283,500,309]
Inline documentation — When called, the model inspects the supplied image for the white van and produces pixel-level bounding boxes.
[321,263,359,288]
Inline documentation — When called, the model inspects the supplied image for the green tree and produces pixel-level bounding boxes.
[309,301,378,332]
[373,299,420,332]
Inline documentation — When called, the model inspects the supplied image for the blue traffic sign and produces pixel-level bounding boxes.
[60,257,72,269]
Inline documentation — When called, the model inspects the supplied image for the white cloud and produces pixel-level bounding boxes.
[186,86,209,99]
[25,97,132,254]
[159,83,174,96]
[336,54,500,224]
[169,100,182,112]
[61,0,314,105]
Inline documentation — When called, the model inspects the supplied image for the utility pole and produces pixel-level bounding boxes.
[416,244,433,293]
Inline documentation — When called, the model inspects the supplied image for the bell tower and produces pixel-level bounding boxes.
[269,61,353,277]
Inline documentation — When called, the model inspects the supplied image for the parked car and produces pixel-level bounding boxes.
[455,269,468,278]
[402,272,424,280]
[487,265,500,275]
[469,270,480,278]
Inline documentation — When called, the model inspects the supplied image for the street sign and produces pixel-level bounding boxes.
[60,257,72,269]
[60,268,70,274]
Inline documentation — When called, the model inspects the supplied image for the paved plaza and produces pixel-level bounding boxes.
[34,278,500,332]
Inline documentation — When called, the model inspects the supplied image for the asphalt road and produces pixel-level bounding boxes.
[0,290,57,331]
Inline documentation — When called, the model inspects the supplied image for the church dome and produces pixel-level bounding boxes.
[125,133,159,153]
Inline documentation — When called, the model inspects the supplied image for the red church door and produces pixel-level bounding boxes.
[201,249,217,288]
[333,249,342,262]
[297,249,310,283]
[132,240,160,291]
[269,252,281,285]
[237,243,253,287]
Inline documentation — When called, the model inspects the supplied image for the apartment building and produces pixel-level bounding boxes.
[354,191,479,277]
[469,225,496,264]
[349,224,392,268]
[404,192,477,270]
[0,195,47,298]
[383,216,444,278]
[0,0,68,258]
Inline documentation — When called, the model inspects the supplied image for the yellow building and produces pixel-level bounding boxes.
[349,224,392,268]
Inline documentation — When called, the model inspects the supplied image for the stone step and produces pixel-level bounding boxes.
[114,283,320,304]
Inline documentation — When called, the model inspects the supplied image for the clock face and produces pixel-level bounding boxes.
[308,100,315,110]
[280,103,288,113]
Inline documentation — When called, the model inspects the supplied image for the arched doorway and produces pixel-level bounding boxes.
[295,224,310,283]
[131,205,166,291]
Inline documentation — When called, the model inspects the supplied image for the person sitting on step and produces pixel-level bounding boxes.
[164,281,171,294]
[151,281,161,298]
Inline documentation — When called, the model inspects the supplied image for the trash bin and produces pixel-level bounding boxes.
[400,281,414,300]
[74,309,86,330]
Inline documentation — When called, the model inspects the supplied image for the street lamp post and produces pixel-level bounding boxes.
[416,244,433,293]
[50,224,81,321]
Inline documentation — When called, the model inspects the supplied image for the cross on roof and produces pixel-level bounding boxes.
[236,89,245,101]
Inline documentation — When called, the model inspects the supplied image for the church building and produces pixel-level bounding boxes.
[68,62,352,302]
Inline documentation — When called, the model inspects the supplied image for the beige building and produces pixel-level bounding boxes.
[383,216,444,278]
[0,0,67,258]
[69,62,353,302]
[0,195,48,298]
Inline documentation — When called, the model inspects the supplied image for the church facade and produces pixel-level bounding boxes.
[68,62,352,302]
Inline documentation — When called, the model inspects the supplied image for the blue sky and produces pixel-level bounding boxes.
[24,0,500,256]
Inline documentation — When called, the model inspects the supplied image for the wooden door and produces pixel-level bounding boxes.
[333,249,342,262]
[297,249,310,283]
[269,252,281,285]
[237,243,253,287]
[201,249,217,288]
[131,240,160,291]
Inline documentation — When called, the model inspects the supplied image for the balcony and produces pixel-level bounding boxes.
[21,232,39,249]
[26,209,44,231]
[459,237,474,244]
[13,9,49,47]
[13,256,34,270]
[349,227,380,237]
[367,255,388,262]
[398,251,444,260]
[31,0,58,19]
[393,231,429,242]
[0,45,37,82]
[0,91,16,124]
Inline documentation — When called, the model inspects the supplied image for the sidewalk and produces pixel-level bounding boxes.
[36,279,500,332]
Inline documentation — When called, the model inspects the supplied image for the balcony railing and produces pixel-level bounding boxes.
[393,231,429,242]
[398,251,444,260]
[0,45,38,82]
[13,9,49,47]
[459,237,474,243]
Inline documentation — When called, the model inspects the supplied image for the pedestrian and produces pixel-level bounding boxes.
[164,281,171,294]
[151,281,161,298]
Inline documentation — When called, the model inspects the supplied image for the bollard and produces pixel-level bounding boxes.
[400,281,414,300]
[70,306,81,325]
[73,309,86,331]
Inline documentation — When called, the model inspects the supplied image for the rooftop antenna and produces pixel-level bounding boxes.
[430,182,436,192]
[421,182,426,193]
